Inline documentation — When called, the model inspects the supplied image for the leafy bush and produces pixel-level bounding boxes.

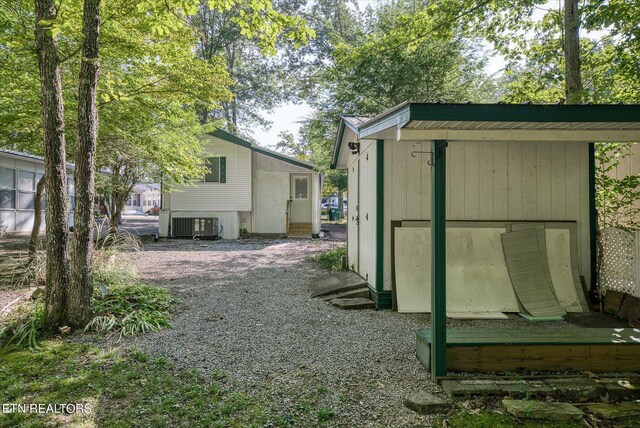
[1,229,171,347]
[311,247,347,270]
[86,283,173,339]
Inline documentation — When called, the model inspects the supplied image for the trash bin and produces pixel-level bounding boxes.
[329,208,339,221]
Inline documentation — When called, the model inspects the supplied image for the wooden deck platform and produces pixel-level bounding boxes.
[416,328,640,373]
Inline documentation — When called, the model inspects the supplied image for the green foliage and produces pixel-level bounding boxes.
[191,0,315,135]
[0,301,45,351]
[311,247,346,271]
[86,284,173,338]
[595,143,640,231]
[292,0,494,197]
[439,409,585,428]
[0,232,169,346]
[0,0,314,198]
[316,407,335,422]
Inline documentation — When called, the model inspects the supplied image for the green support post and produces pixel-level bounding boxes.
[431,140,447,379]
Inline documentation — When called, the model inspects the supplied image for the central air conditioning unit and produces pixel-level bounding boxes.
[171,217,219,238]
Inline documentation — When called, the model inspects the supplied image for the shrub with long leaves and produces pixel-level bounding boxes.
[0,301,45,351]
[85,284,173,339]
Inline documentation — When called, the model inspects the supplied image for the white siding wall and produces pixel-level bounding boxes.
[312,172,322,235]
[253,152,317,235]
[382,140,591,291]
[253,153,291,234]
[169,136,252,211]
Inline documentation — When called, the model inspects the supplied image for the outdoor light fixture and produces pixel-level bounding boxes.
[347,141,360,154]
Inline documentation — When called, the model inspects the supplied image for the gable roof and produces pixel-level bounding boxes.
[331,115,369,171]
[208,128,315,171]
[332,102,640,169]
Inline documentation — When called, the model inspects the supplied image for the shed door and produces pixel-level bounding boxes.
[290,174,311,223]
[348,160,359,272]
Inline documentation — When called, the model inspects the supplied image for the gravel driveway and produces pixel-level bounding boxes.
[130,238,437,427]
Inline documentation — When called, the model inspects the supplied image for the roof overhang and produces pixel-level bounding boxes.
[358,103,640,143]
[0,149,75,170]
[331,115,369,170]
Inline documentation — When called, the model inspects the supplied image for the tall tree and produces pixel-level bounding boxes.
[69,0,101,328]
[34,0,70,331]
[191,0,314,135]
[564,0,582,103]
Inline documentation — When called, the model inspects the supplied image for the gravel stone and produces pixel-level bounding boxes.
[108,235,612,426]
[127,238,438,426]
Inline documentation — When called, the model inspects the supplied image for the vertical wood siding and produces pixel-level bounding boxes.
[382,140,590,291]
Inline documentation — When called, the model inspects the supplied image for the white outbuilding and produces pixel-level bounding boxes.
[159,129,323,240]
[332,102,640,310]
[332,102,640,377]
[0,149,75,233]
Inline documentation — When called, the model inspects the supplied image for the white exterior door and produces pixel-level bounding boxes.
[290,174,311,223]
[347,160,359,272]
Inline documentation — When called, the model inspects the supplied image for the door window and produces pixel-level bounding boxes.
[293,176,308,200]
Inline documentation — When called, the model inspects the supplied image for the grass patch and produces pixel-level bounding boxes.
[0,341,337,427]
[311,247,346,271]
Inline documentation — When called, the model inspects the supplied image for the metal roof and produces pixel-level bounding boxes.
[331,102,640,169]
[358,102,640,139]
[0,148,75,169]
[342,115,370,131]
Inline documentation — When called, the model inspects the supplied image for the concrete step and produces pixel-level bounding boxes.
[329,297,375,310]
[440,377,640,401]
[309,271,367,298]
[320,287,369,301]
[503,399,583,421]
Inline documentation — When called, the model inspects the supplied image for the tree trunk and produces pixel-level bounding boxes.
[564,0,582,104]
[69,0,101,328]
[35,0,70,330]
[28,176,46,263]
[337,190,344,219]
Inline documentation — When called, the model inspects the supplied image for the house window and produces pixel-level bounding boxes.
[37,173,45,210]
[18,170,35,210]
[68,177,75,211]
[0,167,15,209]
[204,157,226,183]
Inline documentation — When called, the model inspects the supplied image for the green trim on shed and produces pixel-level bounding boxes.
[376,139,384,292]
[330,121,347,170]
[431,140,448,379]
[367,284,392,309]
[358,102,640,140]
